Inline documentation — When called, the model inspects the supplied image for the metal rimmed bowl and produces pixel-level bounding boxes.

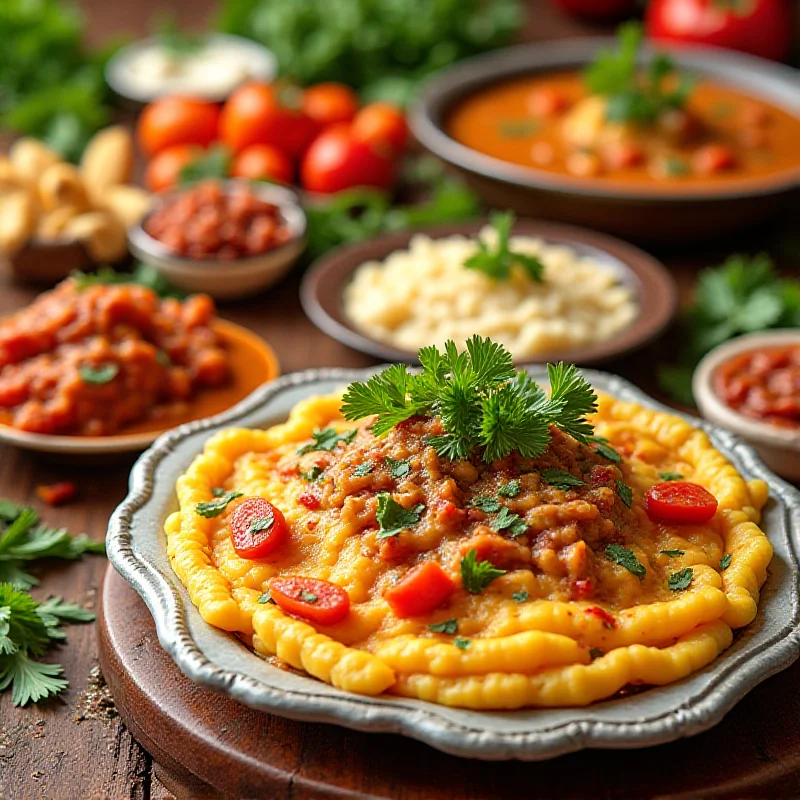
[300,218,678,366]
[411,39,800,242]
[107,366,800,761]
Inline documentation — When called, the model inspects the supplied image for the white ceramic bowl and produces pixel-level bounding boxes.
[128,181,306,301]
[694,329,800,482]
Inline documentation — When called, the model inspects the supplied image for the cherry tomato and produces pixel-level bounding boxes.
[351,103,408,157]
[645,482,719,525]
[231,144,293,184]
[230,497,288,559]
[220,82,318,157]
[144,144,203,192]
[384,561,453,618]
[553,0,639,20]
[269,576,350,626]
[301,125,396,194]
[137,97,220,158]
[692,143,736,175]
[302,83,360,128]
[36,481,77,506]
[528,86,569,118]
[646,0,794,62]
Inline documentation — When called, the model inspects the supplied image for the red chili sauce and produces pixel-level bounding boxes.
[713,345,800,428]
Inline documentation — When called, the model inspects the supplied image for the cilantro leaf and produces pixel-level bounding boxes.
[512,590,529,603]
[453,637,471,650]
[668,567,693,591]
[492,507,528,538]
[589,435,621,463]
[616,480,633,508]
[661,549,686,557]
[720,554,732,571]
[257,591,274,604]
[659,472,684,481]
[353,462,374,477]
[460,549,506,594]
[0,653,68,707]
[249,516,274,534]
[299,590,318,604]
[464,211,545,283]
[471,496,500,513]
[605,544,646,579]
[545,362,598,444]
[195,491,242,518]
[497,480,521,498]
[299,466,325,483]
[78,363,119,385]
[541,469,585,490]
[428,619,458,634]
[297,428,357,455]
[375,494,424,539]
[385,457,411,479]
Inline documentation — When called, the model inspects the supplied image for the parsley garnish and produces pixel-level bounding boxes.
[471,496,501,513]
[589,648,604,660]
[300,466,325,483]
[211,487,226,497]
[460,549,506,594]
[453,637,471,650]
[541,469,585,490]
[375,494,424,539]
[720,554,732,571]
[249,516,274,534]
[584,22,692,125]
[668,567,693,591]
[385,457,411,479]
[78,363,118,385]
[492,507,528,538]
[497,480,521,498]
[195,491,242,518]
[257,591,274,604]
[297,428,357,455]
[659,472,684,482]
[299,590,318,604]
[464,212,545,283]
[341,336,597,463]
[512,590,529,603]
[428,619,458,634]
[605,544,646,579]
[616,480,633,508]
[353,462,374,477]
[589,435,621,463]
[661,549,685,557]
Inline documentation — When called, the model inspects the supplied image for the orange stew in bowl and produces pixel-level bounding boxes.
[713,345,800,429]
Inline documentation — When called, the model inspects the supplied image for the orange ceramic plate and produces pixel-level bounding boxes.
[0,319,279,456]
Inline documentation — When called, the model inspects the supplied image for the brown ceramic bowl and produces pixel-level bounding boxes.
[300,219,677,366]
[411,39,800,243]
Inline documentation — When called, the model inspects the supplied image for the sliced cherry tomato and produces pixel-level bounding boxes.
[302,83,360,128]
[137,97,220,157]
[36,480,77,506]
[231,144,293,184]
[645,482,719,525]
[270,576,350,626]
[230,497,288,559]
[351,103,408,157]
[384,561,453,618]
[144,144,203,192]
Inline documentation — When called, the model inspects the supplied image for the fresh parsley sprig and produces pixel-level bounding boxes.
[341,336,597,463]
[464,212,545,283]
[460,549,506,594]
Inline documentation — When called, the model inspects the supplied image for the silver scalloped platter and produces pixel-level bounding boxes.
[107,367,800,761]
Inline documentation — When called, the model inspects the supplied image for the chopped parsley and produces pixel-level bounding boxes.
[299,590,318,604]
[616,480,633,508]
[659,472,684,481]
[460,549,506,594]
[720,554,732,571]
[249,516,274,534]
[257,591,274,604]
[492,507,528,538]
[497,480,521,498]
[78,363,119,385]
[428,619,458,635]
[211,487,226,497]
[385,457,411,479]
[375,493,424,539]
[660,549,686,557]
[453,637,471,650]
[668,567,693,591]
[299,466,325,483]
[471,496,501,513]
[341,336,597,463]
[589,435,621,463]
[541,469,586,490]
[297,427,357,455]
[512,590,529,603]
[353,462,374,477]
[195,491,242,518]
[605,544,646,579]
[464,211,545,283]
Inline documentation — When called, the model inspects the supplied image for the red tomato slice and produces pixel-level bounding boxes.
[269,576,350,626]
[384,561,454,618]
[231,497,288,559]
[644,482,719,525]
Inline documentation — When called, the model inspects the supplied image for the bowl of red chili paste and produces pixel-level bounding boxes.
[694,330,800,481]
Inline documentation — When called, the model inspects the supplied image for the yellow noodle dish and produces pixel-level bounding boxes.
[166,338,772,709]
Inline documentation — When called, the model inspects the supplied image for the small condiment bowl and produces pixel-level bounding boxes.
[128,181,307,301]
[693,329,800,482]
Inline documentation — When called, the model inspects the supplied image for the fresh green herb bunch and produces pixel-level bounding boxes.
[464,212,544,283]
[71,263,186,299]
[584,22,693,124]
[341,336,597,462]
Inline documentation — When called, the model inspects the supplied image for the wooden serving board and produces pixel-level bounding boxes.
[97,565,800,800]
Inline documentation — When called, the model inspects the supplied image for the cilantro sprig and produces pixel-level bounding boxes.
[541,469,585,490]
[460,549,506,594]
[605,544,646,579]
[375,494,424,539]
[341,336,597,463]
[464,212,545,283]
[297,428,357,455]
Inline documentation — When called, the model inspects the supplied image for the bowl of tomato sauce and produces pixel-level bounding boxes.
[129,179,306,301]
[694,330,800,481]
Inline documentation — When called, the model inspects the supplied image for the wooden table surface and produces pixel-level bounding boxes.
[0,2,797,799]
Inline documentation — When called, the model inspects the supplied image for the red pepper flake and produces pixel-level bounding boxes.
[36,481,77,506]
[307,520,318,530]
[585,605,616,630]
[571,578,594,601]
[297,490,321,510]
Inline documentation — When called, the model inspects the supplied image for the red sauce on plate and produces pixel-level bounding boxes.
[713,345,800,428]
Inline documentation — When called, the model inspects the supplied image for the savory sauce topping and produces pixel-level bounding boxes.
[447,25,800,189]
[713,344,800,428]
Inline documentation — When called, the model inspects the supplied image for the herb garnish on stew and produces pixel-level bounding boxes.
[297,427,357,455]
[668,567,693,591]
[428,619,458,634]
[461,549,506,594]
[375,493,424,539]
[195,490,243,518]
[605,544,646,579]
[541,468,586,490]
